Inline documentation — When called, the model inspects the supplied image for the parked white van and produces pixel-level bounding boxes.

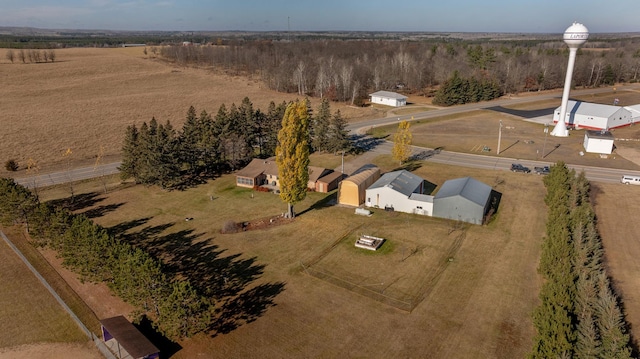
[621,175,640,185]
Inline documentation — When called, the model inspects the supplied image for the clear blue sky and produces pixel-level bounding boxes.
[0,0,637,33]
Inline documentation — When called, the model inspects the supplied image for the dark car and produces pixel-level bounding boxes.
[511,163,531,173]
[534,166,550,175]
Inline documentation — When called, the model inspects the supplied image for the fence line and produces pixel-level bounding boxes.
[1,229,116,359]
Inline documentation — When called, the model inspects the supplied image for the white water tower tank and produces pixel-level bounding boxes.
[563,22,589,48]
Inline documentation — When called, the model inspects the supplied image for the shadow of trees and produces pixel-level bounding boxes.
[108,217,285,338]
[46,191,125,218]
[349,134,386,154]
[135,315,182,359]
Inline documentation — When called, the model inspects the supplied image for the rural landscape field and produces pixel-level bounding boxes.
[3,44,640,359]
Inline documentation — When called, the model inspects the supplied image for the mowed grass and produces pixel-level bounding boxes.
[0,229,88,348]
[37,160,545,358]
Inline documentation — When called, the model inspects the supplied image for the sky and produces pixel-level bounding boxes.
[0,0,638,34]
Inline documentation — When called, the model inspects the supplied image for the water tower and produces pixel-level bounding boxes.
[551,22,589,137]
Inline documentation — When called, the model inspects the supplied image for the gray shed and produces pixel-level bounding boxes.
[433,177,492,224]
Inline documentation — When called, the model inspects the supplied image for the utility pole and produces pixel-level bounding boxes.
[497,120,503,155]
[542,124,549,158]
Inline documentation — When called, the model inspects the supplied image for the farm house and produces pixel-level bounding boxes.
[553,100,633,130]
[365,170,434,215]
[583,130,614,155]
[235,158,337,192]
[338,165,380,207]
[433,177,493,225]
[369,91,408,107]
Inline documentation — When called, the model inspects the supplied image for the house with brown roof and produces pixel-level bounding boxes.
[235,158,341,193]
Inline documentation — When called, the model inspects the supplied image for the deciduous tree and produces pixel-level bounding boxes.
[276,100,310,218]
[392,120,412,165]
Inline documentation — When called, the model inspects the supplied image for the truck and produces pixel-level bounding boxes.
[534,166,550,175]
[511,163,531,173]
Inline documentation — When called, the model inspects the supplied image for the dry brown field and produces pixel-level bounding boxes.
[27,161,544,358]
[0,47,381,175]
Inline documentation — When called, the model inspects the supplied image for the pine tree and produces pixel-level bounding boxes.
[327,109,350,154]
[311,98,331,152]
[392,120,412,165]
[119,124,140,181]
[155,280,212,340]
[276,100,310,218]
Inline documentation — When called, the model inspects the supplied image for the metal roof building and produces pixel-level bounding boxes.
[369,91,408,107]
[365,170,434,215]
[433,177,492,224]
[553,100,633,130]
[338,165,381,207]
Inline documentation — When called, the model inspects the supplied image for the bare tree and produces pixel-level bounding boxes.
[47,49,56,62]
[18,49,26,63]
[6,49,15,63]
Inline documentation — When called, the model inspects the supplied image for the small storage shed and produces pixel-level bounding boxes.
[365,170,434,215]
[583,130,614,155]
[316,171,344,193]
[308,166,332,191]
[553,100,633,130]
[369,91,408,107]
[433,177,492,225]
[100,316,159,359]
[338,165,380,207]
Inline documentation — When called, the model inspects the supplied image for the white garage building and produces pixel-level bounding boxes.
[553,100,633,130]
[365,170,433,215]
[583,130,615,155]
[369,91,408,107]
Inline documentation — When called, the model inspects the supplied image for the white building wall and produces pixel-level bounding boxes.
[365,187,433,215]
[371,96,399,107]
[583,136,614,154]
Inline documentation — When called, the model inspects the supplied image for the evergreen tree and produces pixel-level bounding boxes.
[311,98,331,152]
[276,100,310,218]
[119,124,141,182]
[155,280,212,340]
[327,109,350,154]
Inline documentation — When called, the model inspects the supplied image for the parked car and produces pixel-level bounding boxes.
[534,166,550,175]
[621,175,640,185]
[511,163,531,173]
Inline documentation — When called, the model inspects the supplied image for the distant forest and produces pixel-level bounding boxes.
[4,30,640,104]
[159,36,640,104]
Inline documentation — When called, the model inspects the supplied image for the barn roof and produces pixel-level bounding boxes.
[557,100,623,118]
[435,177,491,207]
[308,166,330,182]
[317,170,343,184]
[369,91,408,100]
[100,316,159,359]
[344,165,380,186]
[368,170,424,197]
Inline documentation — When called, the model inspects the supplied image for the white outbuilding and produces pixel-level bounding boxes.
[369,91,408,107]
[583,130,614,155]
[553,100,633,130]
[365,170,433,215]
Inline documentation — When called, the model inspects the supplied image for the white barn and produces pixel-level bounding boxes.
[433,177,492,225]
[553,100,633,130]
[583,130,614,155]
[369,91,408,107]
[365,170,433,215]
[625,104,640,124]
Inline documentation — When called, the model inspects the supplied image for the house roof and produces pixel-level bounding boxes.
[435,177,492,207]
[235,158,278,178]
[100,316,159,359]
[369,90,408,100]
[409,193,434,203]
[368,170,424,197]
[624,104,640,117]
[585,130,614,140]
[308,166,330,182]
[557,100,624,118]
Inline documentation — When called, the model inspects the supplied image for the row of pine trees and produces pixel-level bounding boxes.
[119,97,350,189]
[432,71,503,106]
[530,162,633,358]
[0,177,211,340]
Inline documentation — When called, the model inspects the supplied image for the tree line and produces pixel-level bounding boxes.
[530,162,633,358]
[159,37,640,105]
[0,177,210,339]
[5,48,56,63]
[120,97,349,189]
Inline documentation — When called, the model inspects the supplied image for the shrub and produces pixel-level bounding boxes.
[4,159,18,172]
[221,220,238,234]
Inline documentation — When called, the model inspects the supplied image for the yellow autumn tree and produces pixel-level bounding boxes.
[276,100,310,218]
[392,120,412,165]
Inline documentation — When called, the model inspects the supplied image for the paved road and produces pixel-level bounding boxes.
[12,84,640,188]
